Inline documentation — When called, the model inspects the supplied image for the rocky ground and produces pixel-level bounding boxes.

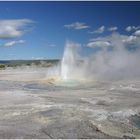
[0,69,140,139]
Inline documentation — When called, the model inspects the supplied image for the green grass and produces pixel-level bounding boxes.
[0,64,6,70]
[0,59,60,69]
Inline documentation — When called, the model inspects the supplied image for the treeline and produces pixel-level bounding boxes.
[0,59,60,70]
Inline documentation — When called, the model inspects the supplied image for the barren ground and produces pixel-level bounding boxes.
[0,68,140,138]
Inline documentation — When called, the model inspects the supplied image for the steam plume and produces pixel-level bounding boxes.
[61,33,140,81]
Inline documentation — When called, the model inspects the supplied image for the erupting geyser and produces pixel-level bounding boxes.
[61,42,81,80]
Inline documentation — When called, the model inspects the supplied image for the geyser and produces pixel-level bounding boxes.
[61,42,82,80]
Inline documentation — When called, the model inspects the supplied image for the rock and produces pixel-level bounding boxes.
[41,119,115,139]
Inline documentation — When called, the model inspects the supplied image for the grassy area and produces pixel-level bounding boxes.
[0,59,60,69]
[0,64,6,70]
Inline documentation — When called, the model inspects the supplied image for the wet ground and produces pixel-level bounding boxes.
[0,68,140,138]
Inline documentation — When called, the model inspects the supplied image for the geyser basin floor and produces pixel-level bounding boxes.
[0,71,140,138]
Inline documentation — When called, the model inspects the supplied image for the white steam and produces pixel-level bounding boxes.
[2,32,140,82]
[61,33,140,81]
[61,42,81,80]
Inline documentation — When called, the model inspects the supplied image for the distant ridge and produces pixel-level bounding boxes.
[0,59,60,67]
[0,60,10,64]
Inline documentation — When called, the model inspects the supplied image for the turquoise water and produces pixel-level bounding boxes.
[131,115,140,129]
[57,80,81,87]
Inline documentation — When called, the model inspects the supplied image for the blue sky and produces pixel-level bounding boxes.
[0,1,140,60]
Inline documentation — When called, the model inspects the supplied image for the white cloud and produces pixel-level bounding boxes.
[89,25,105,34]
[125,26,140,32]
[87,41,111,48]
[123,35,138,44]
[1,40,25,47]
[0,19,34,39]
[4,41,17,47]
[64,22,89,30]
[108,26,118,32]
[126,26,132,32]
[87,32,140,50]
[134,30,140,36]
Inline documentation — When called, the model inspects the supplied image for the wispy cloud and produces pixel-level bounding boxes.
[64,22,89,30]
[0,40,25,47]
[125,26,140,32]
[123,35,138,44]
[89,25,105,34]
[87,41,111,48]
[87,33,140,49]
[0,19,34,39]
[108,26,118,32]
[134,30,140,36]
